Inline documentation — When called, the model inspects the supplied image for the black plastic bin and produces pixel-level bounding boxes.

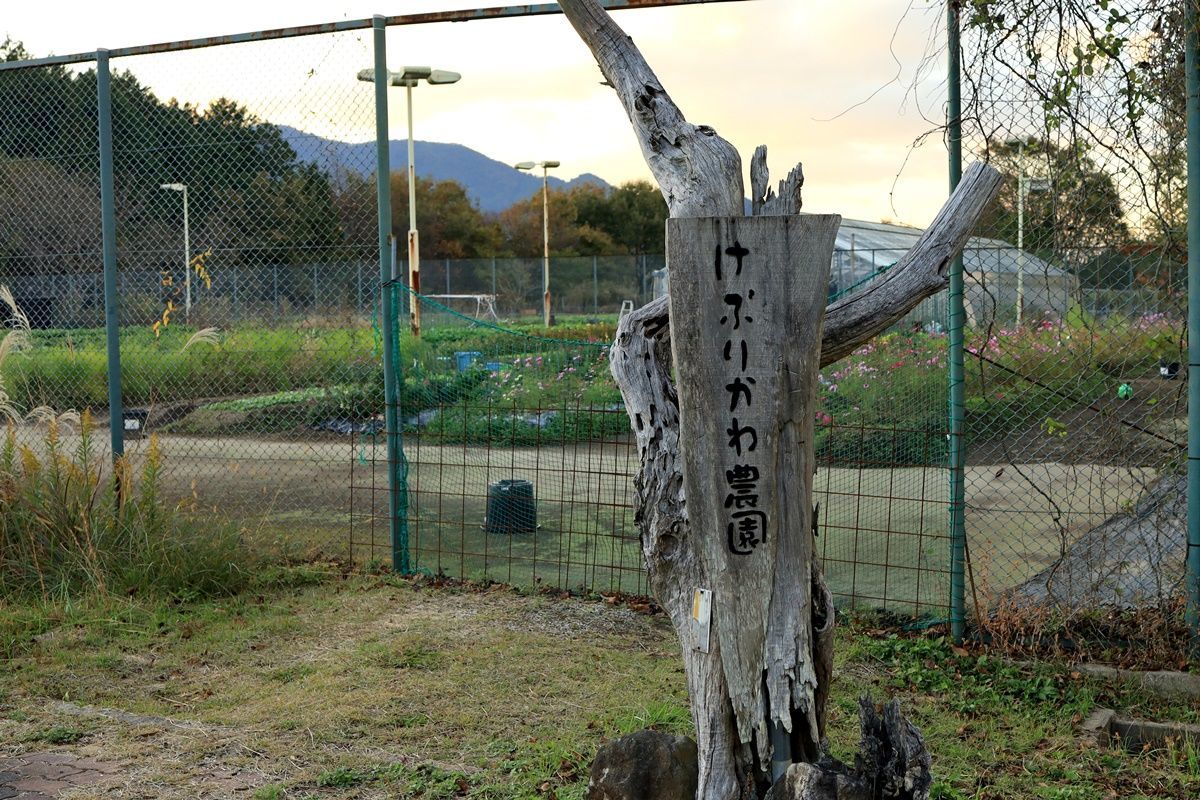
[484,479,537,534]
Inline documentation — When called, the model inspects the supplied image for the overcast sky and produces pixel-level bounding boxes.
[5,0,956,225]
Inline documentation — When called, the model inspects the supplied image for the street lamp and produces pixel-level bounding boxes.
[1005,139,1050,327]
[357,65,461,337]
[159,182,191,321]
[515,160,560,327]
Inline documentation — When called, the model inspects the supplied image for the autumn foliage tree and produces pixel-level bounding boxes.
[388,171,502,259]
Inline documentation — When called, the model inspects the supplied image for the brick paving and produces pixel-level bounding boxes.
[0,752,119,799]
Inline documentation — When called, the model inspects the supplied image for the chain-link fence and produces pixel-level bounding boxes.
[958,1,1190,632]
[1,5,1196,634]
[8,256,666,328]
[1,28,382,562]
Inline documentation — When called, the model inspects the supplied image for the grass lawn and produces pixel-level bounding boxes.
[1,571,1196,799]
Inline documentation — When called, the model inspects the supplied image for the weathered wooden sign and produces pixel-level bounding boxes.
[668,214,840,754]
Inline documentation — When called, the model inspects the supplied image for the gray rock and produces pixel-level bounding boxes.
[1009,473,1185,610]
[586,730,698,800]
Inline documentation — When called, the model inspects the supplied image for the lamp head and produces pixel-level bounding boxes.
[160,183,185,191]
[427,69,461,85]
[514,162,536,171]
[542,160,561,169]
[357,66,459,87]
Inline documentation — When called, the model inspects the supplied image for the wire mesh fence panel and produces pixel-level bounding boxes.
[354,293,646,593]
[384,269,956,613]
[814,276,953,618]
[112,31,382,561]
[0,57,103,429]
[0,31,385,561]
[106,33,382,561]
[960,4,1187,626]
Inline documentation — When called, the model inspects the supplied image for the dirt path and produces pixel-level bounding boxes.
[0,580,677,799]
[0,750,120,799]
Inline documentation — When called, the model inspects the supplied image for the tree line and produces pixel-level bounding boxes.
[0,38,666,291]
[0,31,1182,299]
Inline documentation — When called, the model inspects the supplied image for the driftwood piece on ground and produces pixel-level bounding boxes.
[763,699,932,800]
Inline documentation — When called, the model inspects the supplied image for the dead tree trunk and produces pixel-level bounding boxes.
[558,2,1003,797]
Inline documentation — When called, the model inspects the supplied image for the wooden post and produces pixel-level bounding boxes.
[669,215,838,768]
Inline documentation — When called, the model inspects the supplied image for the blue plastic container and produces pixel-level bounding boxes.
[454,351,483,372]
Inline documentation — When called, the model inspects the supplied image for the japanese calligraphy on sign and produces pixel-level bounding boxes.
[666,214,841,748]
[667,214,839,686]
[715,239,769,556]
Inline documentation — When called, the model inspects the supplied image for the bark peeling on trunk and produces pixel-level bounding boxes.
[558,1,1003,797]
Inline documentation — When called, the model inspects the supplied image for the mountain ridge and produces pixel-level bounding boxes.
[279,126,610,214]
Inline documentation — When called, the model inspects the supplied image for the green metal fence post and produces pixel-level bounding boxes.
[97,49,124,462]
[947,2,968,642]
[1185,0,1200,649]
[372,15,409,574]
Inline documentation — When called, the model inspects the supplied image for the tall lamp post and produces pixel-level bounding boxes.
[515,160,560,327]
[160,182,191,321]
[1006,139,1050,327]
[357,65,461,337]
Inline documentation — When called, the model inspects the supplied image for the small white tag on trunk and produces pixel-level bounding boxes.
[692,588,712,653]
